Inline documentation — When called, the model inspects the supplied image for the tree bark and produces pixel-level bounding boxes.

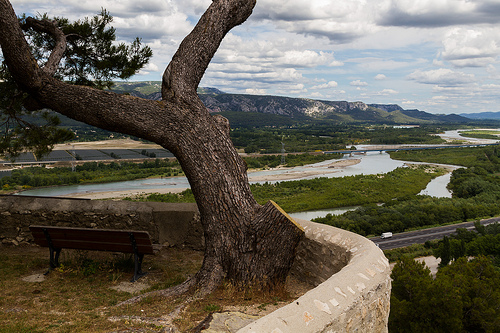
[0,0,304,292]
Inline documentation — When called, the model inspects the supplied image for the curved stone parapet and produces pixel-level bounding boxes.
[237,219,391,333]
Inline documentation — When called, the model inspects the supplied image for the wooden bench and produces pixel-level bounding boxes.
[29,225,154,282]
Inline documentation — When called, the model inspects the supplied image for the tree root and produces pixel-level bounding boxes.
[116,278,196,307]
[116,263,225,307]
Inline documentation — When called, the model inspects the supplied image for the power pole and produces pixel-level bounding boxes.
[281,137,286,165]
[71,145,75,172]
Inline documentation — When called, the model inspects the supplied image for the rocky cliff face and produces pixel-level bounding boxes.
[116,83,469,124]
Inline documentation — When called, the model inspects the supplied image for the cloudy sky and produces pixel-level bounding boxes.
[10,0,500,114]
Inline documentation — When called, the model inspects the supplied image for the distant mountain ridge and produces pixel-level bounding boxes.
[112,81,471,124]
[459,112,500,120]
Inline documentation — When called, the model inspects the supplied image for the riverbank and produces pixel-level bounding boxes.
[53,138,163,150]
[61,159,363,200]
[247,158,361,182]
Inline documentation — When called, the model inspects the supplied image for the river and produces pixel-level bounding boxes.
[17,151,414,197]
[18,150,459,219]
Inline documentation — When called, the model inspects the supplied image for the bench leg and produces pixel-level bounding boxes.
[128,232,148,282]
[131,253,147,282]
[42,227,61,275]
[45,247,61,275]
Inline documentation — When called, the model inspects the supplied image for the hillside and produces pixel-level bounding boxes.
[111,82,470,125]
[459,111,500,120]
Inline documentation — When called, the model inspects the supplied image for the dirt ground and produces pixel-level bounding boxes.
[53,138,163,150]
[1,243,312,332]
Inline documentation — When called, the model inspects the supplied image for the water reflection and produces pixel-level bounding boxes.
[290,206,359,220]
[418,173,452,198]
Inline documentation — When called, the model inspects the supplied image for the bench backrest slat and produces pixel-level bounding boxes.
[29,225,154,254]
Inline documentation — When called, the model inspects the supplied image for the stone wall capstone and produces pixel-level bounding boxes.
[0,195,202,249]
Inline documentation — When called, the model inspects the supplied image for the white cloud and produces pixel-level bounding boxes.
[440,27,500,68]
[378,0,499,27]
[245,88,268,95]
[310,92,324,98]
[253,0,380,44]
[350,80,368,86]
[407,68,476,86]
[312,81,339,89]
[279,50,337,68]
[401,100,415,105]
[379,89,398,95]
[374,74,387,80]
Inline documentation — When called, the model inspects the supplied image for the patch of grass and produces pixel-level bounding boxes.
[172,280,298,332]
[204,304,221,312]
[0,245,203,332]
[0,244,308,332]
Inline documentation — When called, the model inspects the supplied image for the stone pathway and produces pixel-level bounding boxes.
[200,312,259,333]
[109,281,150,294]
[21,273,46,283]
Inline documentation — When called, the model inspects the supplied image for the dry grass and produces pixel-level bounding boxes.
[0,244,309,332]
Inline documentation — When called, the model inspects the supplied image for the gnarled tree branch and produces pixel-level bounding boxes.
[0,0,42,92]
[22,17,66,76]
[162,0,256,103]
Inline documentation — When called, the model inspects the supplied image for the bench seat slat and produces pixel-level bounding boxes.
[30,226,151,239]
[31,239,154,254]
[30,229,152,245]
[29,225,154,254]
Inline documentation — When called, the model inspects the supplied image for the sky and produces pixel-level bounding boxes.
[9,0,500,115]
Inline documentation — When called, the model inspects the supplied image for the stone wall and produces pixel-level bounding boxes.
[1,196,391,331]
[0,195,203,249]
[238,219,391,333]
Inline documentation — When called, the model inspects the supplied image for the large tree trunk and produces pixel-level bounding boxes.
[0,0,304,293]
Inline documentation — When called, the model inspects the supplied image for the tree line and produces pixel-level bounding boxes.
[230,124,448,153]
[390,222,500,332]
[390,255,500,332]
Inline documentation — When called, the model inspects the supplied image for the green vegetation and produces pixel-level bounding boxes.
[389,145,500,167]
[230,124,447,153]
[1,11,152,158]
[251,165,444,213]
[0,159,183,190]
[314,195,500,237]
[231,127,345,153]
[389,223,500,332]
[386,145,500,333]
[383,242,436,262]
[433,222,500,267]
[389,256,500,332]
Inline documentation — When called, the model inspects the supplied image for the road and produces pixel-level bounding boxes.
[371,217,500,250]
[324,143,499,155]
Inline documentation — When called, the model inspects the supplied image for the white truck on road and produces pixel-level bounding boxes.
[381,232,393,239]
